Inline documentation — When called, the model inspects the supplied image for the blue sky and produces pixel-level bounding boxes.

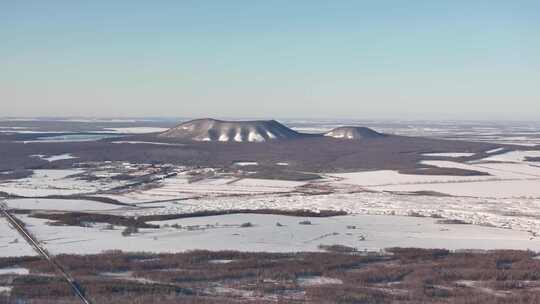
[1,1,539,120]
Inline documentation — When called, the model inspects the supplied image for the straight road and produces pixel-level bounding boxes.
[0,200,92,304]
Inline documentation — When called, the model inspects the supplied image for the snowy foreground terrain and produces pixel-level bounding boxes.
[2,146,540,257]
[2,213,537,258]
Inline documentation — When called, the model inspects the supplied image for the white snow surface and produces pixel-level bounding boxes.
[0,169,125,196]
[422,152,475,158]
[99,176,303,204]
[332,170,489,187]
[333,150,540,198]
[485,148,506,154]
[5,198,122,212]
[16,213,540,256]
[151,175,301,196]
[120,186,540,235]
[0,217,37,257]
[0,267,30,275]
[373,180,540,198]
[476,150,540,163]
[266,131,276,139]
[233,162,259,166]
[298,276,343,286]
[248,131,265,142]
[32,153,78,162]
[218,134,229,142]
[420,160,540,179]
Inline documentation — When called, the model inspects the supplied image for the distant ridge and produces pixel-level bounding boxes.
[158,118,302,142]
[324,126,385,140]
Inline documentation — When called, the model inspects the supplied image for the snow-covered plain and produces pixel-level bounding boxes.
[421,160,540,179]
[3,145,540,256]
[152,176,302,195]
[103,174,305,204]
[0,169,126,196]
[422,152,476,158]
[476,150,540,163]
[333,170,491,187]
[4,198,122,212]
[0,217,37,257]
[119,189,540,234]
[333,150,540,199]
[16,213,540,256]
[375,180,540,198]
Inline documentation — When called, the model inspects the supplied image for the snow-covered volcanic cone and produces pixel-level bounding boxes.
[158,118,302,142]
[324,126,385,140]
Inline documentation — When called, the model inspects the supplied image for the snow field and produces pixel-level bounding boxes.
[14,213,540,257]
[333,150,540,198]
[4,198,122,212]
[0,169,126,197]
[0,217,37,257]
[422,152,476,158]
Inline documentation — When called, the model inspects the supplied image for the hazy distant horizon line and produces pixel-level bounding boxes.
[1,115,539,124]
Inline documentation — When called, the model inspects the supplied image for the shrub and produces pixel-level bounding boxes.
[318,244,357,253]
[121,226,139,237]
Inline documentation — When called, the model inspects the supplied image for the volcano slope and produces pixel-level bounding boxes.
[325,126,386,140]
[158,118,306,142]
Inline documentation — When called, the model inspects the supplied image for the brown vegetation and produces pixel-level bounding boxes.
[2,248,540,303]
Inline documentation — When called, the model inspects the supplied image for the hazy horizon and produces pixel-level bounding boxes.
[3,116,540,125]
[2,1,539,120]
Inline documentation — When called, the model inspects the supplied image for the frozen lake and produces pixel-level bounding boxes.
[29,134,122,143]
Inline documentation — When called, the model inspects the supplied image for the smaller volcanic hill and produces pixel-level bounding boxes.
[158,118,303,142]
[324,126,385,140]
